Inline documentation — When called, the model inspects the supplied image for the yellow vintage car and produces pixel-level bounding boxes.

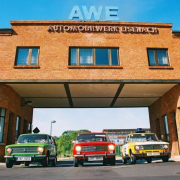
[121,129,170,164]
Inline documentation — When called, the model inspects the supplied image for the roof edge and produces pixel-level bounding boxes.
[10,20,173,27]
[0,28,13,34]
[172,30,180,35]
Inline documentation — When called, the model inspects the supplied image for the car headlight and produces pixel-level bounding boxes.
[37,147,44,153]
[75,146,81,152]
[135,145,140,150]
[135,145,144,150]
[163,144,168,149]
[6,148,12,153]
[108,145,115,151]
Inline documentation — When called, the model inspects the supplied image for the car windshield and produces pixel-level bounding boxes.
[17,134,48,144]
[77,134,107,143]
[130,134,158,142]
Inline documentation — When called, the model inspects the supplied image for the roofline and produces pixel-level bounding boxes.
[0,28,13,34]
[172,30,180,35]
[10,20,173,27]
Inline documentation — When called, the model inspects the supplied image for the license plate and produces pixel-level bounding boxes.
[17,157,31,161]
[147,152,160,156]
[88,156,103,161]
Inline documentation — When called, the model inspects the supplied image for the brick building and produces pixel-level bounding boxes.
[0,20,180,161]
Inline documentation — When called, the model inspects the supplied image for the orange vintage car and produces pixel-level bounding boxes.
[73,132,116,167]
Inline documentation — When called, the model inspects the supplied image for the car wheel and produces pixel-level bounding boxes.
[103,158,108,166]
[110,156,115,165]
[24,162,30,166]
[42,156,49,167]
[78,160,83,167]
[6,159,13,168]
[122,157,127,164]
[52,158,56,167]
[74,158,79,167]
[162,155,169,162]
[130,154,136,164]
[147,158,152,163]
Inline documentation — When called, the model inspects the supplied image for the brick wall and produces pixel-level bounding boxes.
[0,21,180,81]
[149,84,180,157]
[0,84,33,161]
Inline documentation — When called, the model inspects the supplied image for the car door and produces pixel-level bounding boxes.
[122,135,129,156]
[49,136,56,157]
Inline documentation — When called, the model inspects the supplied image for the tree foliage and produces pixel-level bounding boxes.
[54,129,91,157]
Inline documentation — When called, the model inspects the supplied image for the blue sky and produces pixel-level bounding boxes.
[1,0,180,30]
[33,108,149,137]
[1,0,179,136]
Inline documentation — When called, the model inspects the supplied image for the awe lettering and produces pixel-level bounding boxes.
[68,6,119,21]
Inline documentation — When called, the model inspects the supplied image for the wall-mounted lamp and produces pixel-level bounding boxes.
[21,100,32,107]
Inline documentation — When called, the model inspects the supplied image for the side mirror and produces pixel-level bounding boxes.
[72,140,75,144]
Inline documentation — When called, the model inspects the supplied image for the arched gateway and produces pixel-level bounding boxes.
[0,21,180,161]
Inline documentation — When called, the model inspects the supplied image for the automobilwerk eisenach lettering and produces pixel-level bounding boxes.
[48,25,158,34]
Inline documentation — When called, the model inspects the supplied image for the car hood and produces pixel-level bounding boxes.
[6,143,47,147]
[135,141,169,145]
[74,142,114,146]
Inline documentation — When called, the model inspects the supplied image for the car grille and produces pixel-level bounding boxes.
[11,147,38,153]
[81,145,108,152]
[143,145,161,150]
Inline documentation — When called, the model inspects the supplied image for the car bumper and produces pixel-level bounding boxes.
[74,153,116,158]
[133,151,171,157]
[4,155,46,161]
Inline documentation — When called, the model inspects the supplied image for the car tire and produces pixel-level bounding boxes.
[78,160,83,167]
[24,162,30,166]
[42,156,49,167]
[110,156,115,165]
[103,158,107,166]
[130,154,136,164]
[52,157,56,167]
[122,157,127,164]
[162,155,169,162]
[74,158,79,167]
[147,158,152,163]
[6,159,13,168]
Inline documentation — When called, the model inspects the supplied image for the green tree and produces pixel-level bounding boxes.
[56,129,91,157]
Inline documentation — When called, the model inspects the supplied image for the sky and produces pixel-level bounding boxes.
[1,0,180,136]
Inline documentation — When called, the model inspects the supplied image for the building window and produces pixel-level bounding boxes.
[69,47,119,66]
[15,116,20,141]
[15,47,39,65]
[155,118,161,140]
[28,123,32,133]
[0,108,6,142]
[163,115,169,142]
[147,49,169,66]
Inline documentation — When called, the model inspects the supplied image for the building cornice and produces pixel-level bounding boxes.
[10,20,173,27]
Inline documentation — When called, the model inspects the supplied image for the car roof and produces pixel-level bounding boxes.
[78,132,107,135]
[129,132,155,135]
[19,133,50,136]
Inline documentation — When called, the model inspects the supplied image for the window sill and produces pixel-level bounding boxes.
[68,66,123,69]
[14,65,40,69]
[149,66,174,70]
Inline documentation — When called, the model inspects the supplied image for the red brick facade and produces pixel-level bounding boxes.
[149,85,180,157]
[0,21,180,160]
[0,84,33,161]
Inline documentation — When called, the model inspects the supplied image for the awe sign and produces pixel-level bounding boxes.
[68,6,119,21]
